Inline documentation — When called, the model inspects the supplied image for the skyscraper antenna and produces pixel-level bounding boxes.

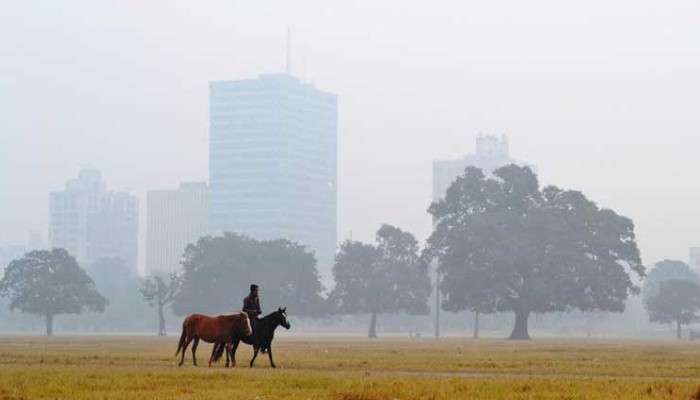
[286,26,292,74]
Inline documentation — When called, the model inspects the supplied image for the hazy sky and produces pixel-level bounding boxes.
[2,0,699,273]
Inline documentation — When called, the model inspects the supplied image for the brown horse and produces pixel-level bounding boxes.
[175,312,252,367]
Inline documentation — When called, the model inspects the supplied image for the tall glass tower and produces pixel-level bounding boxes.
[209,73,337,280]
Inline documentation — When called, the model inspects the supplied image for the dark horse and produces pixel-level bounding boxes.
[175,312,252,367]
[212,307,290,368]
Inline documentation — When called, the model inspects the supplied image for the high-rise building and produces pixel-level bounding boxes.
[432,134,535,201]
[209,73,337,279]
[146,182,208,276]
[49,169,139,274]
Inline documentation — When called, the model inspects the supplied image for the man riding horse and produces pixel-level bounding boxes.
[242,284,263,349]
[243,284,262,321]
[208,284,290,368]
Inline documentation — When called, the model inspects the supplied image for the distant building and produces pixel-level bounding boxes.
[146,182,208,276]
[432,134,535,201]
[49,169,139,274]
[690,247,700,274]
[208,73,337,279]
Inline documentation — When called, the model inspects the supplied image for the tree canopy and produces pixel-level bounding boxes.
[0,249,107,335]
[645,279,700,340]
[172,232,326,317]
[642,260,700,301]
[330,224,431,338]
[425,165,644,339]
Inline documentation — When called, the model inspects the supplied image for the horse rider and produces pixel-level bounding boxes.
[243,284,262,327]
[242,284,265,351]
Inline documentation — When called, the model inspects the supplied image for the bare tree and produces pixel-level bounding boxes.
[140,273,180,336]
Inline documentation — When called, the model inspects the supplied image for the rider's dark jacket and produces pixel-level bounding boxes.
[242,294,262,318]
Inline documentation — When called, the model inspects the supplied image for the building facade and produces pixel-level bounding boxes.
[49,169,139,274]
[432,134,535,201]
[146,182,208,276]
[209,73,337,279]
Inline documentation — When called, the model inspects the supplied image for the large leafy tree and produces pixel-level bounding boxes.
[425,165,644,340]
[172,233,326,317]
[0,249,107,335]
[140,273,180,336]
[330,224,431,338]
[642,260,700,301]
[645,279,700,340]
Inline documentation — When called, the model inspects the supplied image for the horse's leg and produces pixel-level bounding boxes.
[267,345,276,369]
[230,339,239,368]
[250,346,259,368]
[179,336,193,367]
[191,337,200,366]
[224,343,230,368]
[208,343,218,368]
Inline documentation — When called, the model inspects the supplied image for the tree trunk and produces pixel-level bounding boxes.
[45,314,54,336]
[676,320,682,340]
[473,311,480,339]
[158,303,167,336]
[434,268,441,338]
[509,310,530,340]
[368,312,377,339]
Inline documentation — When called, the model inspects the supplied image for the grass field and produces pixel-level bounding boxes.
[1,335,699,399]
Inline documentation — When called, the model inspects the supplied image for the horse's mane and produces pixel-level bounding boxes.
[260,310,279,322]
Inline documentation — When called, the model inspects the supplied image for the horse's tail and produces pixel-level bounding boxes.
[211,343,226,363]
[175,322,187,357]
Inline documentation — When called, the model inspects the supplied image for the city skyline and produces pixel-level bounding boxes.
[2,1,700,272]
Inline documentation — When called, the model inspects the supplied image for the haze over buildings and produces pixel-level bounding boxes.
[146,182,208,276]
[208,73,338,278]
[49,169,139,274]
[2,1,700,269]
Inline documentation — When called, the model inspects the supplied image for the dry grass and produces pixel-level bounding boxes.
[0,335,699,399]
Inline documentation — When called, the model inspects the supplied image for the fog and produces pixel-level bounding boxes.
[2,2,700,339]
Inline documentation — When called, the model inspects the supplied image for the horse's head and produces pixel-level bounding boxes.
[275,307,291,330]
[240,311,253,336]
